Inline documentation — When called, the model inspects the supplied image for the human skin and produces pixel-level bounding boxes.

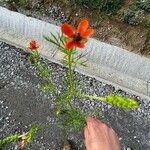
[84,117,121,150]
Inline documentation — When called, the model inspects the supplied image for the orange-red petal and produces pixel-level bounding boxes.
[61,24,74,37]
[76,42,85,48]
[80,29,94,38]
[65,41,75,49]
[77,19,89,35]
[29,40,39,50]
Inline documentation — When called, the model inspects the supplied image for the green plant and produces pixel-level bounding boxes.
[122,1,150,26]
[7,0,29,8]
[28,19,138,130]
[73,0,122,14]
[136,0,150,13]
[19,0,29,7]
[139,16,150,28]
[0,126,38,149]
[27,49,55,93]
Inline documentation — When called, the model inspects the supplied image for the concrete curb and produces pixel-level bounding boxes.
[0,7,150,100]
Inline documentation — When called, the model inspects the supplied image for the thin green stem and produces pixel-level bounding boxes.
[68,52,73,92]
[68,101,74,109]
[78,93,106,102]
[66,51,76,110]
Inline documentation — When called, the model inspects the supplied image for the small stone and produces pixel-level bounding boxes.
[133,136,137,139]
[126,148,132,150]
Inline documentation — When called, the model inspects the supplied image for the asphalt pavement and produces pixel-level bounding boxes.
[0,41,150,150]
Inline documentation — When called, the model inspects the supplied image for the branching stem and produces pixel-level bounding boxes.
[67,50,106,105]
[78,93,106,102]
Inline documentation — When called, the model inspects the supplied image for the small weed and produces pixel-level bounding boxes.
[0,126,38,149]
[139,16,150,28]
[136,0,150,13]
[8,0,29,8]
[72,0,123,14]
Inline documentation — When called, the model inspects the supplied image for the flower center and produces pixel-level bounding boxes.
[73,33,82,42]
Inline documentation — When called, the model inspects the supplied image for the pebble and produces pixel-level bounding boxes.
[126,148,132,150]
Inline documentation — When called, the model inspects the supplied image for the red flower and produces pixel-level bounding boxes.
[61,19,94,49]
[28,40,39,51]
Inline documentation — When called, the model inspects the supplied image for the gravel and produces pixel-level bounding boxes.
[0,41,150,150]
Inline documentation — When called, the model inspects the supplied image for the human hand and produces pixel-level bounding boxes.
[84,117,121,150]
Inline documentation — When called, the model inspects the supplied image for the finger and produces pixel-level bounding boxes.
[84,127,89,139]
[86,118,101,139]
[110,128,119,139]
[85,116,94,123]
[84,127,90,148]
[86,116,104,128]
[109,129,121,150]
[96,118,105,124]
[86,117,104,125]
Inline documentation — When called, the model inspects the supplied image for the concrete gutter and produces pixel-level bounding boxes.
[0,6,150,100]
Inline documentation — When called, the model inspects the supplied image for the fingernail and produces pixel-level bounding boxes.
[86,116,94,122]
